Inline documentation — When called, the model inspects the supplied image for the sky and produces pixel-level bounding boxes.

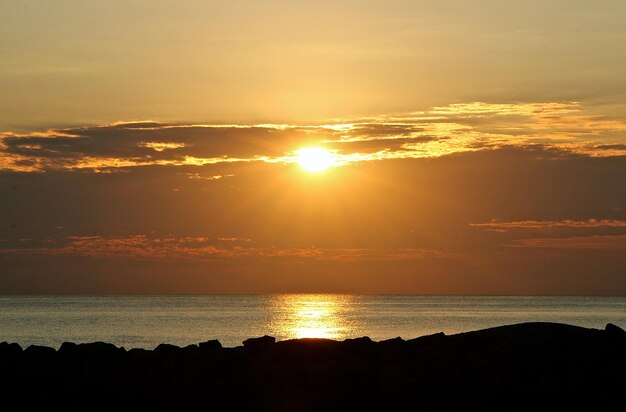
[1,1,625,294]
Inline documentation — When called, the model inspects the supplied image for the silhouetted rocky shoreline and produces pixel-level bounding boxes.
[1,322,624,411]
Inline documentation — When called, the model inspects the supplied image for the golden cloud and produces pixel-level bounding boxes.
[1,101,625,172]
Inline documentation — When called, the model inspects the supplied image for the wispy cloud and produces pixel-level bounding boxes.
[2,101,625,172]
[508,235,626,250]
[471,219,626,232]
[0,235,449,262]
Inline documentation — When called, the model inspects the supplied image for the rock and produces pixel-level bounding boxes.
[342,336,373,345]
[243,335,275,350]
[76,341,124,357]
[128,347,151,359]
[407,331,445,345]
[1,323,624,410]
[379,336,404,345]
[605,323,626,338]
[277,338,338,350]
[0,342,22,355]
[345,336,372,343]
[199,339,222,351]
[181,344,199,356]
[154,343,182,355]
[340,336,374,353]
[377,336,405,350]
[24,345,56,357]
[58,341,77,354]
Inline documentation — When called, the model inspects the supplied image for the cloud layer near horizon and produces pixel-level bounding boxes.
[1,102,625,294]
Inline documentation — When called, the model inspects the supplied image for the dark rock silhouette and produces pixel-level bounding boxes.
[243,335,276,352]
[24,344,56,357]
[198,339,222,351]
[0,341,22,355]
[154,343,182,355]
[0,322,624,411]
[605,322,626,338]
[58,341,77,354]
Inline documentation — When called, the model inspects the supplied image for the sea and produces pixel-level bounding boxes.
[0,295,624,349]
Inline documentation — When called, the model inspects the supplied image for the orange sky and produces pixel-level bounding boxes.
[0,1,625,294]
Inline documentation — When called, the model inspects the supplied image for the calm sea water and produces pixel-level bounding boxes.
[0,295,624,349]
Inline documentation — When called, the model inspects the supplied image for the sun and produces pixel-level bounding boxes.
[295,148,335,172]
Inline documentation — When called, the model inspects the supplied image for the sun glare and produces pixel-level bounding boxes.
[295,148,334,172]
[266,295,352,340]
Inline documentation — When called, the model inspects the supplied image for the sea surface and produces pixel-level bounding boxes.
[0,295,624,349]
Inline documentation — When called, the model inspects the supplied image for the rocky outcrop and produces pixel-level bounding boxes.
[198,339,222,351]
[0,322,624,411]
[243,335,276,350]
[605,322,626,339]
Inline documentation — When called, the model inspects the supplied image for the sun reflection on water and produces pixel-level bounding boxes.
[265,294,358,340]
